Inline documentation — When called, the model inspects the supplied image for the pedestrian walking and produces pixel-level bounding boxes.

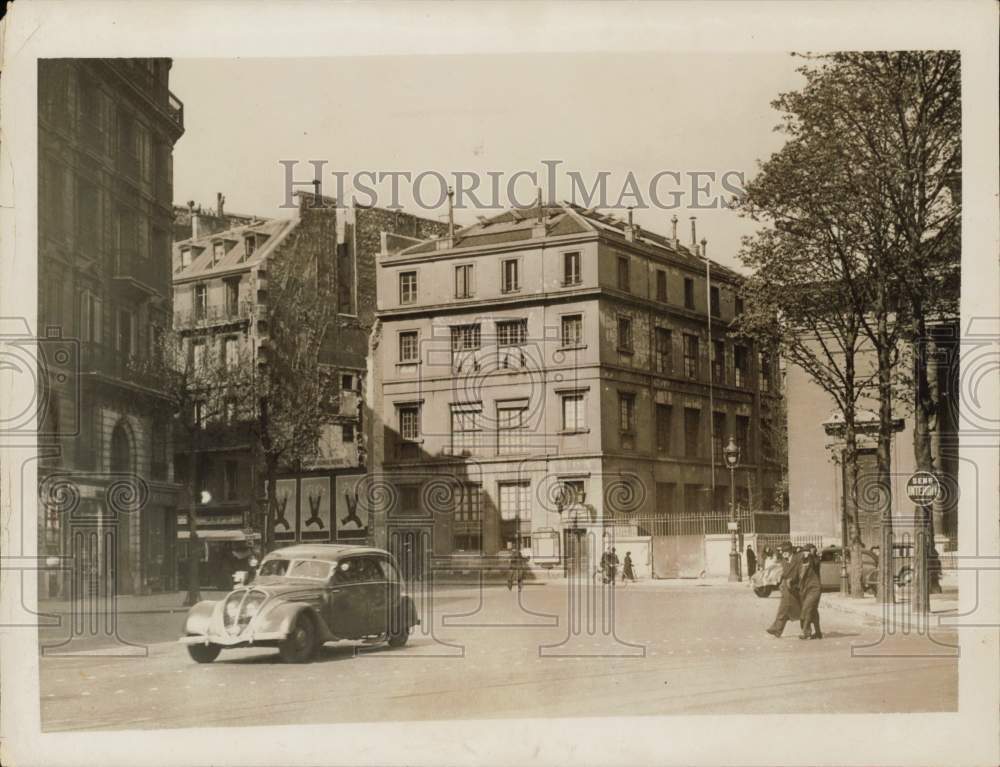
[622,551,637,583]
[797,543,823,639]
[766,542,801,638]
[600,547,620,584]
[746,545,757,578]
[507,548,526,592]
[762,546,776,569]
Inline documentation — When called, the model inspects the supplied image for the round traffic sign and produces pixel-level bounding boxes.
[905,471,940,506]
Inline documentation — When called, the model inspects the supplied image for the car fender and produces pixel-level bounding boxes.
[253,601,333,642]
[184,600,219,636]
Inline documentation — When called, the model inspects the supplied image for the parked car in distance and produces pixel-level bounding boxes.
[818,545,877,592]
[819,544,914,595]
[750,544,912,598]
[180,544,419,664]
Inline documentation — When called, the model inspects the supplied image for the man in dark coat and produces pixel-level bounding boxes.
[797,543,823,639]
[766,542,801,637]
[746,545,757,578]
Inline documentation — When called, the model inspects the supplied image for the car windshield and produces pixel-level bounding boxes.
[256,558,333,581]
[258,559,289,577]
[287,560,335,580]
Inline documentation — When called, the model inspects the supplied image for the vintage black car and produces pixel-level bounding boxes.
[180,544,419,663]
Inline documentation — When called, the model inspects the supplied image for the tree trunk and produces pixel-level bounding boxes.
[911,309,934,613]
[263,454,279,555]
[844,417,864,598]
[875,310,895,605]
[182,446,202,607]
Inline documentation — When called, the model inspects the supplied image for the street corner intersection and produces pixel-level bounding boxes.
[39,581,958,731]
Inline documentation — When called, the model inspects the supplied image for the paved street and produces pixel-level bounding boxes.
[38,582,957,731]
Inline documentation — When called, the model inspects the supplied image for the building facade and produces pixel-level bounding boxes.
[172,195,448,584]
[37,58,185,597]
[372,202,784,573]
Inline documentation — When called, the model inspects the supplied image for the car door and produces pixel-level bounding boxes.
[360,556,391,636]
[369,556,404,636]
[326,557,367,638]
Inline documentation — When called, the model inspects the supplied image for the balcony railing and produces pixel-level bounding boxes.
[167,92,184,129]
[105,60,185,132]
[113,251,160,297]
[174,301,254,329]
[80,341,164,392]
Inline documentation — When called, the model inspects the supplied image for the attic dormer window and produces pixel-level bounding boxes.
[180,247,191,270]
[245,235,256,258]
[212,240,225,265]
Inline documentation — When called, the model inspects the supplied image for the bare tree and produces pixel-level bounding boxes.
[734,52,959,602]
[735,229,877,597]
[250,230,337,554]
[142,331,252,606]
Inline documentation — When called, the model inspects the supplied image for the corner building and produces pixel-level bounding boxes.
[374,202,784,574]
[37,59,185,596]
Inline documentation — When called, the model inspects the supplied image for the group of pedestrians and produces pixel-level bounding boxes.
[600,547,637,584]
[766,541,823,640]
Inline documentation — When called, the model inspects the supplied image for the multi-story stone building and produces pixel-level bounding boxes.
[372,202,784,574]
[37,58,185,597]
[172,194,447,585]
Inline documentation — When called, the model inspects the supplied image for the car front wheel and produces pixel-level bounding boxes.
[187,641,222,664]
[279,614,317,663]
[753,586,774,598]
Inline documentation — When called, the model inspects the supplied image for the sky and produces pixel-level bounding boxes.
[170,53,806,272]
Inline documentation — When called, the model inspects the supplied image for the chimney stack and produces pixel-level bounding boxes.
[217,192,225,218]
[700,237,707,259]
[625,207,639,242]
[447,187,455,239]
[531,189,548,238]
[690,216,697,247]
[671,215,679,247]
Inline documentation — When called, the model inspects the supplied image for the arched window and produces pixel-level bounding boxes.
[110,421,132,474]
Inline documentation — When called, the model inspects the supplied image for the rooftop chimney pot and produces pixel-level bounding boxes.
[447,187,455,239]
[217,193,225,218]
[690,217,697,247]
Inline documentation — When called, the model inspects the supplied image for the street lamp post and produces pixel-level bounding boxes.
[724,436,741,583]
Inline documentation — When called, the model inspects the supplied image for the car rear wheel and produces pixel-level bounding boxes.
[187,641,222,664]
[897,567,914,586]
[753,586,774,598]
[279,614,317,663]
[387,626,410,648]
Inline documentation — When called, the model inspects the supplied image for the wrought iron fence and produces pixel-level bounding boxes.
[606,511,790,538]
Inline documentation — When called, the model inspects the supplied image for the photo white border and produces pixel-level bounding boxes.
[1,2,997,766]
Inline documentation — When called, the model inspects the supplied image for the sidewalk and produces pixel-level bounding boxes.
[38,590,230,616]
[821,589,959,624]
